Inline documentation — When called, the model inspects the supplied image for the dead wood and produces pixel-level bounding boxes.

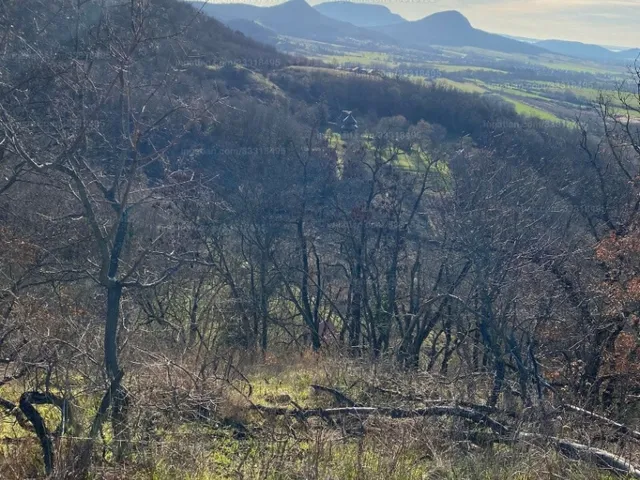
[253,391,640,478]
[369,383,517,417]
[310,384,360,407]
[252,404,510,435]
[563,403,640,442]
[518,432,640,479]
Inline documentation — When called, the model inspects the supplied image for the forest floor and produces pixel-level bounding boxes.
[1,352,637,479]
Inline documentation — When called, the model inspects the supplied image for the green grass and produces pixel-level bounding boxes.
[487,84,550,101]
[434,45,624,75]
[432,78,569,122]
[427,62,507,74]
[535,59,617,74]
[435,78,487,93]
[503,98,562,121]
[321,51,398,68]
[2,355,634,480]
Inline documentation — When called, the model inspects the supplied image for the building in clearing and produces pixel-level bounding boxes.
[341,110,358,133]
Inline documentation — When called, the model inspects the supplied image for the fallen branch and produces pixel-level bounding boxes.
[519,432,640,478]
[369,384,428,402]
[252,404,510,435]
[252,400,640,478]
[563,404,640,442]
[369,384,517,417]
[310,384,361,407]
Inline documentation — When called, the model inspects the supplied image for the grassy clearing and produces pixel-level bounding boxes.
[1,354,637,479]
[435,78,487,93]
[431,79,563,121]
[434,46,622,75]
[503,98,562,121]
[321,52,398,68]
[535,58,618,74]
[426,62,508,74]
[486,84,550,101]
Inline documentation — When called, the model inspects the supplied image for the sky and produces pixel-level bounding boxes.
[232,0,640,49]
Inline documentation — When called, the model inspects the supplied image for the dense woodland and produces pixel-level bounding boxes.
[1,1,640,478]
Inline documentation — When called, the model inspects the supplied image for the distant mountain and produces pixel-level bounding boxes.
[536,40,618,61]
[535,39,640,63]
[194,2,263,22]
[193,0,392,46]
[375,10,547,55]
[314,1,405,27]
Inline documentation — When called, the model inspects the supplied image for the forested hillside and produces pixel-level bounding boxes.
[1,1,640,479]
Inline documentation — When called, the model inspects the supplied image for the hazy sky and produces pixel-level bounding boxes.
[374,0,640,48]
[236,0,640,48]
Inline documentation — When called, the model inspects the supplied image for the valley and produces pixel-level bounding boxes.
[194,0,637,125]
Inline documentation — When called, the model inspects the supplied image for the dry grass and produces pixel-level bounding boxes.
[0,353,637,479]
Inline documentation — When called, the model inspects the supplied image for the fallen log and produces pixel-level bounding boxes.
[519,432,640,479]
[563,404,640,442]
[252,402,640,478]
[252,404,510,435]
[368,384,517,417]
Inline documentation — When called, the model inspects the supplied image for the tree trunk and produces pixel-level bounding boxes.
[105,281,123,381]
[105,280,129,461]
[488,358,505,408]
[580,320,624,403]
[260,252,269,352]
[298,218,320,351]
[399,345,420,370]
[19,393,54,475]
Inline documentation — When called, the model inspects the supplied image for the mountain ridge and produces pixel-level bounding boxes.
[374,10,547,55]
[535,39,640,62]
[193,0,393,46]
[314,1,405,27]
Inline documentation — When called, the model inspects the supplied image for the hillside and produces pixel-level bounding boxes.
[1,0,287,72]
[314,1,406,27]
[226,18,279,45]
[192,1,263,22]
[375,10,548,55]
[3,0,640,479]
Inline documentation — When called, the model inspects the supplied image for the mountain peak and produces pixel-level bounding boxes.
[318,1,392,13]
[314,1,406,27]
[423,10,472,29]
[281,0,312,7]
[377,9,545,55]
[272,0,316,14]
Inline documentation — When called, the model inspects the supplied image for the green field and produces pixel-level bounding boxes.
[435,78,487,93]
[321,51,398,67]
[504,98,562,121]
[426,62,507,74]
[304,40,627,125]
